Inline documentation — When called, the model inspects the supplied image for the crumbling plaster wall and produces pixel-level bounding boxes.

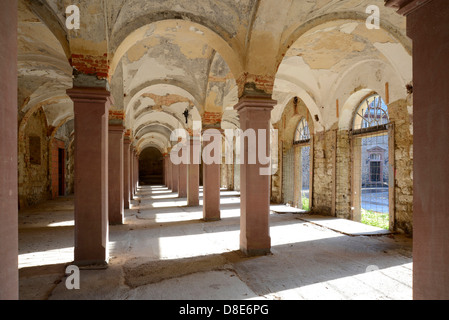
[53,119,75,195]
[273,97,314,205]
[18,108,50,209]
[389,97,414,234]
[274,90,413,234]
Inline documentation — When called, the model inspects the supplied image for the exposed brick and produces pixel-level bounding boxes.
[71,53,109,79]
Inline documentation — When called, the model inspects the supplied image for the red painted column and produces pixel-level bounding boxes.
[123,136,131,209]
[164,155,169,188]
[178,162,188,197]
[67,87,110,266]
[172,162,179,193]
[202,130,221,221]
[235,95,276,256]
[130,147,135,198]
[166,155,172,190]
[187,138,201,206]
[135,152,139,190]
[0,0,18,300]
[388,0,449,300]
[108,125,124,225]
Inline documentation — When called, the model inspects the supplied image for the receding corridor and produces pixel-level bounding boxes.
[19,185,412,300]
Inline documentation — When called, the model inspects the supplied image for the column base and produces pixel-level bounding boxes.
[240,247,271,257]
[202,216,221,222]
[109,219,124,226]
[73,260,109,270]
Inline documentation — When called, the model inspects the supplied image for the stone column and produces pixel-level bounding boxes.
[202,129,221,221]
[0,0,18,300]
[178,162,188,198]
[123,136,131,209]
[166,155,172,190]
[163,155,167,186]
[187,138,201,206]
[133,151,139,192]
[235,95,276,256]
[108,125,124,225]
[130,148,135,198]
[172,161,179,193]
[386,0,449,300]
[67,87,110,267]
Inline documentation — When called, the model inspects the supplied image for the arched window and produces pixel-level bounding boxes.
[353,94,389,132]
[294,118,310,144]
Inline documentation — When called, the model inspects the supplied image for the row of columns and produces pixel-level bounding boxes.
[67,87,277,266]
[161,97,275,256]
[68,88,140,266]
[0,2,276,298]
[4,0,447,300]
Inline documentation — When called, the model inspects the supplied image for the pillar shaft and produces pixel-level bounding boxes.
[178,162,188,198]
[166,155,172,190]
[202,130,221,221]
[172,162,179,193]
[0,0,18,300]
[235,95,276,256]
[188,138,201,206]
[130,148,135,197]
[68,87,110,266]
[108,125,124,225]
[123,137,131,209]
[400,0,449,300]
[134,152,139,191]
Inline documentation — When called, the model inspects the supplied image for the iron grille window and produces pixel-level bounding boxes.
[294,118,310,144]
[353,94,389,133]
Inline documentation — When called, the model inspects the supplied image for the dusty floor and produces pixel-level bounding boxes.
[18,185,413,300]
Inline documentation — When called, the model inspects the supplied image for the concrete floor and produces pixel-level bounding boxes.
[18,185,413,300]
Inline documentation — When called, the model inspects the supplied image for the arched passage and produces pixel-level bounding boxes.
[139,147,164,186]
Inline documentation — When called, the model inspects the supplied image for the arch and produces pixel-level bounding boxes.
[281,96,315,148]
[18,95,71,144]
[125,81,202,115]
[48,115,75,142]
[135,123,174,141]
[22,0,71,60]
[109,19,244,83]
[277,11,411,71]
[352,94,389,132]
[133,111,187,137]
[339,89,381,131]
[124,83,203,132]
[272,81,323,133]
[327,58,408,113]
[137,140,167,155]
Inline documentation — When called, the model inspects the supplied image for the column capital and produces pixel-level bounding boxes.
[67,87,111,103]
[385,0,433,16]
[234,95,277,113]
[108,124,125,133]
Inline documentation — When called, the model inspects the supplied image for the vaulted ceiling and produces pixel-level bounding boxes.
[18,0,411,154]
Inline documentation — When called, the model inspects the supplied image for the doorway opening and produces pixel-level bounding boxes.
[139,147,164,186]
[294,118,312,211]
[351,94,393,230]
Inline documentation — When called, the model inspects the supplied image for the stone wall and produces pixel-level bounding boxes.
[311,130,334,215]
[53,119,75,196]
[335,130,351,219]
[273,92,414,235]
[389,98,414,234]
[282,147,294,205]
[18,107,50,209]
